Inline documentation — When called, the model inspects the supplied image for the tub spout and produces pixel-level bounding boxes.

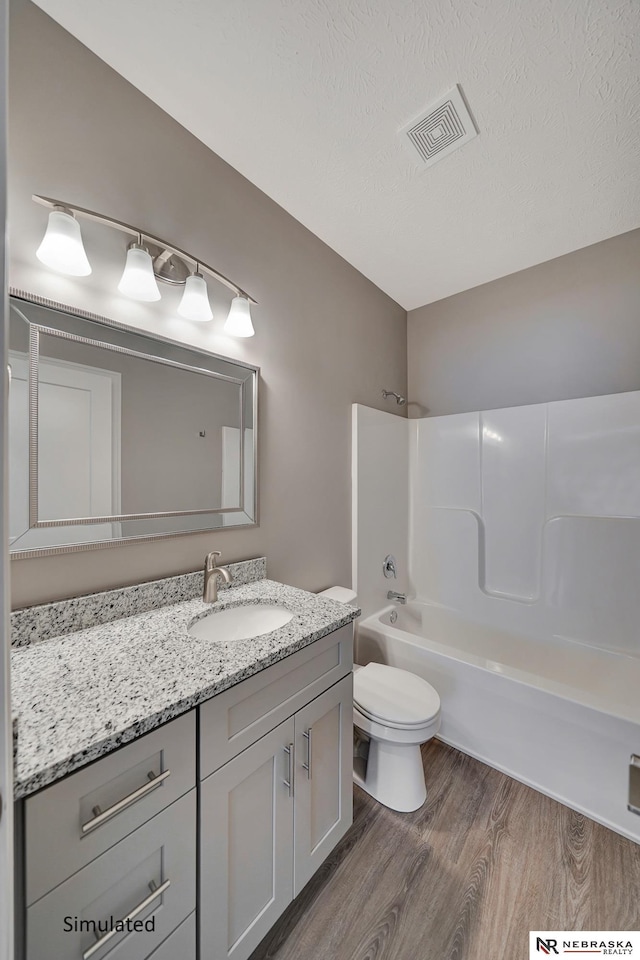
[387,591,407,604]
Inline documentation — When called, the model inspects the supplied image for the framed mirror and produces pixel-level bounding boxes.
[8,291,258,557]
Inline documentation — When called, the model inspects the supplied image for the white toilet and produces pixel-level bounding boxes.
[318,587,441,813]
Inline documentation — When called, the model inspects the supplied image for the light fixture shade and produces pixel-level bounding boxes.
[224,296,254,337]
[117,243,161,301]
[36,209,92,276]
[178,272,213,322]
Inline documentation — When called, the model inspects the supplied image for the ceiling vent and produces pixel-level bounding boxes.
[401,85,478,167]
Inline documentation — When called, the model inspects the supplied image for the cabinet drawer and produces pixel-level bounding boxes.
[26,790,196,960]
[25,711,195,905]
[148,913,195,960]
[199,624,352,778]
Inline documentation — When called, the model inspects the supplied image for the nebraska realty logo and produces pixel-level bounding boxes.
[530,932,640,957]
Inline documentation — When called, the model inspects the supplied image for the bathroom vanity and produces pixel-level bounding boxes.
[11,563,359,960]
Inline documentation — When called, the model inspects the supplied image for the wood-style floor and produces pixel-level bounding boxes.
[249,740,640,960]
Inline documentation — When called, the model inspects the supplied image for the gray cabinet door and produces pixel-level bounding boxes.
[293,676,354,896]
[200,718,295,960]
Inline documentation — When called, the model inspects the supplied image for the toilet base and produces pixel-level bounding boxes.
[354,738,427,813]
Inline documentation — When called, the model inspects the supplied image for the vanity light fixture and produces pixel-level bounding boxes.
[118,240,161,302]
[178,268,213,323]
[32,195,257,336]
[35,206,92,277]
[224,296,254,338]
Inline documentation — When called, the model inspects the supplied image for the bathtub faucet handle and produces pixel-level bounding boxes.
[383,555,397,579]
[387,591,407,604]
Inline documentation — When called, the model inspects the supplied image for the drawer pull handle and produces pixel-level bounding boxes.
[302,728,313,779]
[82,877,171,960]
[283,743,294,797]
[81,769,171,834]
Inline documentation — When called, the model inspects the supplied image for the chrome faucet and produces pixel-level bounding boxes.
[387,590,407,604]
[203,551,232,603]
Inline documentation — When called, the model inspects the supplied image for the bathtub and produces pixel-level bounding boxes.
[357,602,640,843]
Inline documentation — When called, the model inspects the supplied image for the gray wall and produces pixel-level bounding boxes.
[8,0,406,607]
[407,228,640,417]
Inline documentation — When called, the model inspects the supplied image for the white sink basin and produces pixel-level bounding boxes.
[188,604,294,643]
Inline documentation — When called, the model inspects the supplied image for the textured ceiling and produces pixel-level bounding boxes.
[32,0,640,309]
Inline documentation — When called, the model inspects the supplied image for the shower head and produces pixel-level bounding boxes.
[382,389,406,406]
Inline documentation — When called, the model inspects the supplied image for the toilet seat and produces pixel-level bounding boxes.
[354,703,437,731]
[353,704,441,746]
[353,663,440,728]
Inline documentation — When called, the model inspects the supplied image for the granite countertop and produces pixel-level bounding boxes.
[11,578,359,799]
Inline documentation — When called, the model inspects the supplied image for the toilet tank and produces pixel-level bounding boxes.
[318,586,358,605]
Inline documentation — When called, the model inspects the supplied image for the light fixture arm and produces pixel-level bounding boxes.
[32,194,257,304]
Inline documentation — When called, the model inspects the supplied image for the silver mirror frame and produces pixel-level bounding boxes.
[9,288,259,558]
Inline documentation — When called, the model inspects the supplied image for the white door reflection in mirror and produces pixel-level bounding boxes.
[38,358,120,522]
[9,352,120,547]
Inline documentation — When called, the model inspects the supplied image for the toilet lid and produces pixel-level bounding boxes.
[353,663,440,727]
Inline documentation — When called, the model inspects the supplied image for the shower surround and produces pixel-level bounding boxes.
[410,390,640,657]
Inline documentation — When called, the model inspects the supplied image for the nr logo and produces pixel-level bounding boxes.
[536,939,559,955]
